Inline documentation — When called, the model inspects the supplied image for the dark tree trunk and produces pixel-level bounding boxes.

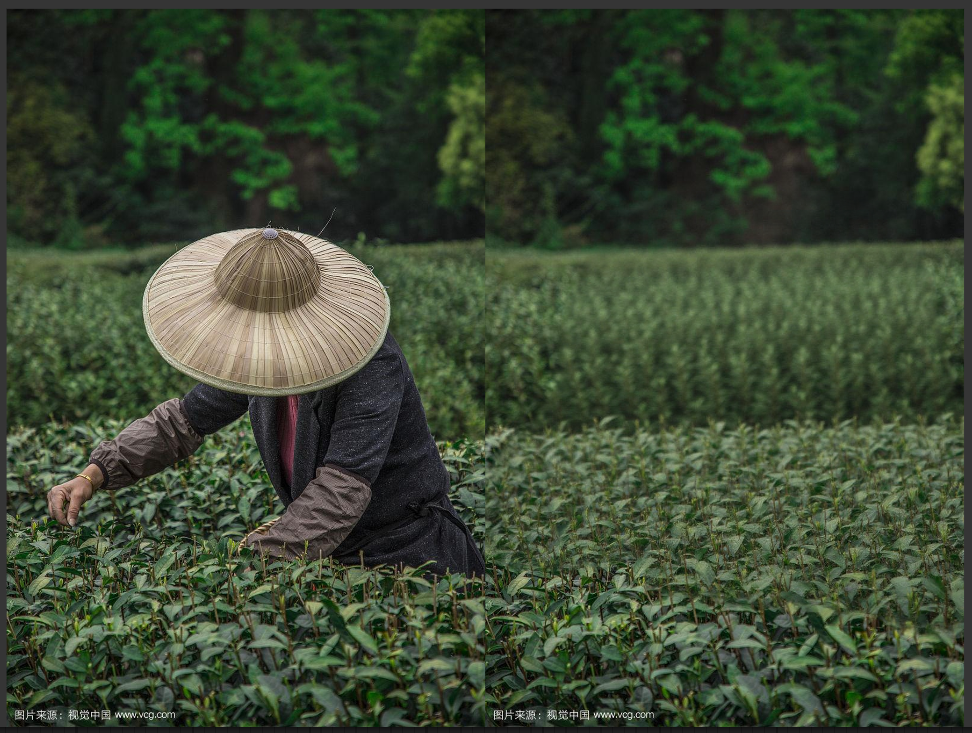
[245,191,269,228]
[575,10,618,166]
[669,10,729,244]
[97,11,140,163]
[197,9,248,228]
[684,9,725,120]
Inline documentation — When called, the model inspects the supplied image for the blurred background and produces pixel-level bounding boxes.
[487,9,963,249]
[7,9,484,248]
[7,9,485,440]
[485,9,963,433]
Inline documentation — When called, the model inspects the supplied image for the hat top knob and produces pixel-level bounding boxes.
[262,227,278,240]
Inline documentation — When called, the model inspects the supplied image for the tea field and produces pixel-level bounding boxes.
[487,241,963,432]
[484,417,964,726]
[7,240,484,440]
[6,415,486,726]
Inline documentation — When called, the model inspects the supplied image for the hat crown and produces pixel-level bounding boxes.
[213,229,320,312]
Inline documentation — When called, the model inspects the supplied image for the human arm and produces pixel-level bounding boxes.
[87,398,206,492]
[88,383,249,491]
[244,347,403,560]
[48,384,249,526]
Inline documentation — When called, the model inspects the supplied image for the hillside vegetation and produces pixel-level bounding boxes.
[487,241,963,432]
[7,241,484,440]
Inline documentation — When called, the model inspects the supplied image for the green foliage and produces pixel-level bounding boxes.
[884,10,964,216]
[6,418,485,725]
[6,9,485,247]
[437,72,486,213]
[485,417,964,725]
[409,7,485,174]
[487,242,963,433]
[486,9,963,248]
[916,74,964,213]
[600,10,850,203]
[6,75,95,247]
[6,241,484,440]
[885,9,964,105]
[485,79,573,247]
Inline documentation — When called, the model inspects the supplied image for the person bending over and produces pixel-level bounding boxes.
[46,227,484,579]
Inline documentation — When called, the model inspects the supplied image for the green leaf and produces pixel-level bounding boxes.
[859,708,893,727]
[896,658,935,675]
[113,678,152,695]
[832,666,880,683]
[64,636,86,656]
[520,656,545,674]
[506,571,531,596]
[417,658,454,675]
[631,551,652,579]
[350,666,399,683]
[28,573,51,597]
[180,673,203,696]
[693,560,715,587]
[298,683,344,713]
[825,624,857,655]
[922,574,946,600]
[28,689,56,707]
[321,599,348,634]
[593,678,629,695]
[527,677,559,690]
[347,625,379,656]
[249,639,287,650]
[543,636,566,657]
[782,656,825,670]
[304,601,323,616]
[153,552,175,577]
[779,683,824,717]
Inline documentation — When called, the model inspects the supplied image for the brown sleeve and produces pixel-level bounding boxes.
[88,398,205,492]
[243,464,371,561]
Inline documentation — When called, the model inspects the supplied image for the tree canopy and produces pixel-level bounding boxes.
[7,9,485,248]
[486,9,963,247]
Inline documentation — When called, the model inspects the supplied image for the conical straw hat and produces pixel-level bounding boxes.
[143,227,390,396]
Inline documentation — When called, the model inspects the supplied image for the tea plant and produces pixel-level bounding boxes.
[7,240,484,439]
[6,416,486,726]
[487,241,963,432]
[484,416,964,726]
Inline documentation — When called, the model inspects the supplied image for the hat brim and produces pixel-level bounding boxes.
[142,229,391,396]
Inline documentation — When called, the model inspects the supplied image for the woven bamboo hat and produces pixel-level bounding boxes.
[142,227,390,396]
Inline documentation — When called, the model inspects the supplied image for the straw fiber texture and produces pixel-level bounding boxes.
[143,228,390,396]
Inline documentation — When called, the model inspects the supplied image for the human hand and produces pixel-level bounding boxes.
[47,467,100,527]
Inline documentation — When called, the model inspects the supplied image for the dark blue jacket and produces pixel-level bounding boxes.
[182,332,484,578]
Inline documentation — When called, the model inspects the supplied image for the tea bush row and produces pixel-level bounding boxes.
[484,416,964,726]
[6,416,486,726]
[487,242,963,432]
[6,240,484,440]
